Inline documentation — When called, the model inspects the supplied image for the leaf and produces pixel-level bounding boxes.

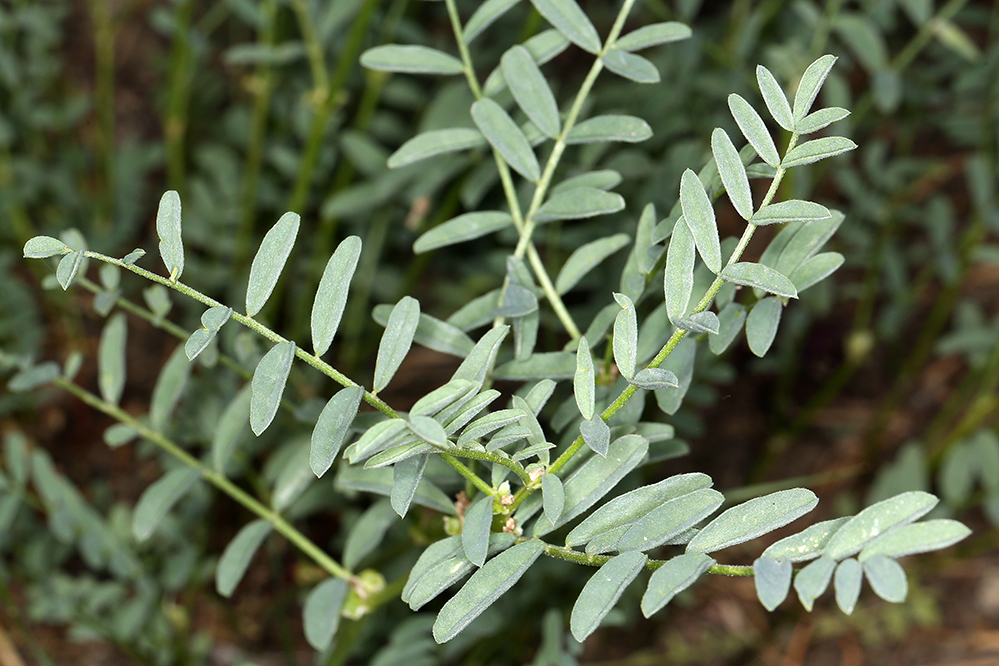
[630,368,679,391]
[862,555,907,603]
[793,54,837,124]
[571,552,647,641]
[463,0,521,43]
[216,519,272,597]
[534,187,625,223]
[566,115,652,144]
[246,212,300,317]
[458,409,526,447]
[781,136,857,169]
[494,351,576,380]
[680,170,721,273]
[374,297,420,393]
[433,539,545,642]
[23,236,70,259]
[664,217,695,324]
[7,363,60,392]
[834,558,863,614]
[542,474,565,524]
[794,556,836,611]
[336,464,455,515]
[600,48,659,83]
[56,250,84,290]
[686,488,818,554]
[482,30,570,96]
[532,434,648,536]
[412,380,478,418]
[751,200,831,226]
[388,128,486,169]
[150,345,191,430]
[720,263,797,299]
[471,98,540,181]
[122,248,145,265]
[612,293,638,379]
[791,252,844,292]
[312,236,361,356]
[573,337,595,420]
[132,467,201,541]
[641,552,714,617]
[823,491,938,561]
[452,326,509,387]
[615,22,691,51]
[250,341,296,436]
[677,311,720,335]
[529,0,601,54]
[618,488,725,552]
[156,190,184,281]
[502,45,560,139]
[580,416,610,457]
[98,313,127,405]
[462,493,493,567]
[709,302,747,355]
[365,441,433,468]
[556,233,630,295]
[552,169,623,193]
[271,442,314,511]
[360,44,463,75]
[213,386,252,472]
[406,534,516,610]
[392,453,429,517]
[414,211,513,253]
[343,500,396,569]
[728,94,780,168]
[711,128,753,220]
[761,517,851,563]
[186,306,233,360]
[372,305,475,358]
[303,578,349,651]
[311,386,364,477]
[754,557,792,611]
[756,65,793,131]
[408,415,449,448]
[858,519,970,561]
[796,106,850,134]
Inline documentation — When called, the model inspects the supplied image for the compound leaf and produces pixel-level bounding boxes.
[312,235,361,356]
[133,467,201,541]
[570,552,647,641]
[529,0,601,54]
[502,45,560,138]
[311,386,364,477]
[250,340,296,436]
[686,488,818,554]
[216,519,271,597]
[156,190,184,281]
[303,578,349,651]
[728,94,780,167]
[472,98,540,181]
[360,44,463,75]
[374,296,420,393]
[246,212,299,317]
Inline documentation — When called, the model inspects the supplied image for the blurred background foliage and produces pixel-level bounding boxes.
[1,0,998,664]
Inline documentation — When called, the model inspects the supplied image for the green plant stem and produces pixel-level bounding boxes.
[542,543,752,576]
[164,0,193,195]
[53,377,353,581]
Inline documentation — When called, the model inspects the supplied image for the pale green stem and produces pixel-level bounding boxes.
[54,377,353,581]
[542,544,752,576]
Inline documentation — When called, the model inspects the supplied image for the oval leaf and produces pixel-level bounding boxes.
[250,340,296,436]
[462,493,494,567]
[303,578,349,651]
[600,48,659,83]
[728,94,780,168]
[571,552,647,641]
[761,517,851,563]
[216,519,272,597]
[834,557,863,614]
[792,54,837,124]
[246,212,300,317]
[823,491,938,561]
[756,65,793,131]
[612,293,638,379]
[312,236,362,356]
[530,0,601,54]
[463,0,522,43]
[615,22,691,51]
[862,555,907,603]
[23,236,70,259]
[630,368,680,391]
[754,557,792,611]
[680,170,721,273]
[794,556,836,611]
[360,44,463,75]
[720,263,797,298]
[566,115,651,144]
[711,128,753,220]
[156,190,184,281]
[414,211,513,253]
[664,217,695,324]
[858,519,970,561]
[686,488,818,554]
[781,136,857,169]
[751,200,831,226]
[796,106,850,134]
[213,386,252,472]
[502,45,560,138]
[56,250,84,291]
[471,98,540,181]
[133,467,201,541]
[542,473,565,524]
[534,187,625,223]
[580,416,610,457]
[388,128,486,169]
[573,337,595,420]
[374,296,420,393]
[311,386,364,477]
[556,233,630,295]
[641,552,714,617]
[98,313,127,406]
[745,296,783,357]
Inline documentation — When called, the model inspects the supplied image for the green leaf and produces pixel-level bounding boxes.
[555,233,630,295]
[641,552,714,617]
[573,337,595,420]
[769,211,844,276]
[664,217,695,324]
[533,434,649,536]
[216,519,271,597]
[7,363,60,392]
[615,22,691,51]
[862,555,907,603]
[678,311,720,335]
[781,136,857,169]
[534,186,624,223]
[388,128,486,169]
[432,539,545,643]
[122,248,145,265]
[414,211,513,253]
[312,236,361,356]
[834,558,863,614]
[392,453,429,517]
[246,212,300,317]
[303,578,349,651]
[23,236,70,259]
[794,556,836,611]
[360,44,463,75]
[502,45,560,139]
[413,379,478,418]
[754,557,792,611]
[250,340,296,436]
[452,326,509,387]
[796,106,850,134]
[213,386,251,472]
[365,441,433,468]
[709,303,746,355]
[571,551,647,641]
[133,467,201,541]
[761,517,851,563]
[552,169,623,194]
[711,128,753,220]
[186,306,233,360]
[630,368,680,390]
[408,415,449,448]
[374,296,420,393]
[600,48,659,83]
[823,491,938,561]
[756,65,793,131]
[618,487,724,552]
[462,493,493,567]
[793,54,837,124]
[580,416,610,457]
[406,534,516,610]
[612,293,638,379]
[156,190,184,281]
[459,409,526,447]
[542,474,565,524]
[686,488,818,554]
[271,442,313,511]
[728,94,780,168]
[311,386,364,477]
[482,30,570,96]
[336,464,455,514]
[529,0,601,54]
[858,519,970,561]
[373,305,476,358]
[56,250,83,290]
[348,420,408,463]
[471,98,540,181]
[98,313,127,405]
[463,0,521,43]
[680,169,721,273]
[791,252,844,292]
[566,115,652,144]
[150,345,191,430]
[494,351,576,380]
[721,263,797,299]
[751,200,831,226]
[344,500,397,570]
